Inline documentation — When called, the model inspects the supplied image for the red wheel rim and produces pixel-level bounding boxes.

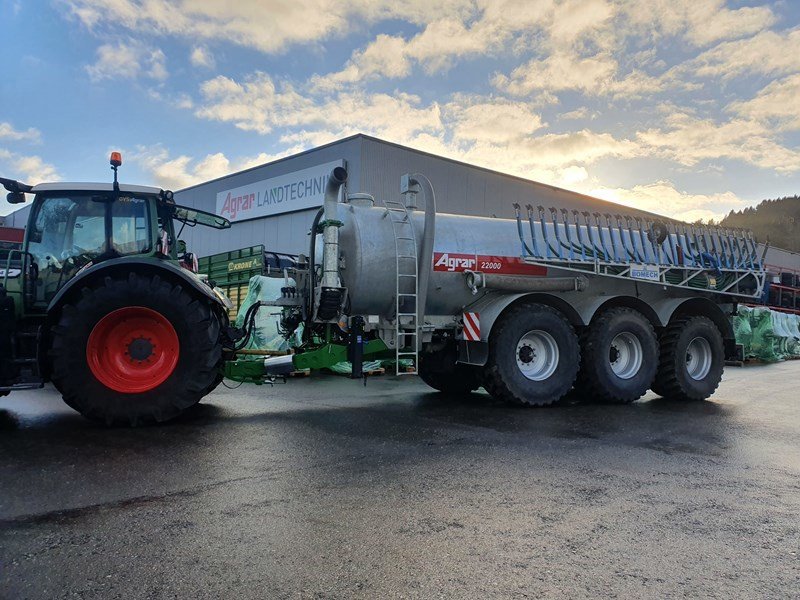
[86,306,180,393]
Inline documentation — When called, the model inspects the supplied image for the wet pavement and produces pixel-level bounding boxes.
[1,362,799,599]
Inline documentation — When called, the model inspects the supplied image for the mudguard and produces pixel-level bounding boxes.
[48,256,225,313]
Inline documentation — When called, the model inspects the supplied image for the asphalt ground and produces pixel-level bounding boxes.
[1,362,799,599]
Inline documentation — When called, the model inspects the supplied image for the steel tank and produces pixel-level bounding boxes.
[334,200,525,317]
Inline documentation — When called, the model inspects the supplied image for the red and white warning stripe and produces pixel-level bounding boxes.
[463,312,480,341]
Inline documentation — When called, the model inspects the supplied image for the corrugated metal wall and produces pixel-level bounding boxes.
[764,245,800,272]
[358,136,658,220]
[2,204,30,229]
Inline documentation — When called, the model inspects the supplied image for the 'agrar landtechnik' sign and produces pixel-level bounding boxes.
[216,160,345,222]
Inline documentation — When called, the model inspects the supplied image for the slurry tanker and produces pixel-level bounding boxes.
[242,167,766,407]
[1,162,767,424]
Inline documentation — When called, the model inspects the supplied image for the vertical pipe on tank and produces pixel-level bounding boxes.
[744,229,758,269]
[560,209,575,260]
[572,210,587,261]
[681,224,695,266]
[667,223,680,266]
[614,214,630,263]
[717,228,731,269]
[526,205,541,258]
[513,203,533,257]
[624,215,641,263]
[689,224,704,268]
[646,220,661,264]
[538,206,553,258]
[595,213,613,262]
[726,228,740,268]
[549,208,564,259]
[321,167,348,290]
[581,212,598,260]
[634,217,651,263]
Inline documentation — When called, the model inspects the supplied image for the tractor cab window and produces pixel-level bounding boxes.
[112,197,149,254]
[25,193,153,307]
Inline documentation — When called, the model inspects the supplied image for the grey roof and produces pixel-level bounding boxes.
[31,182,162,194]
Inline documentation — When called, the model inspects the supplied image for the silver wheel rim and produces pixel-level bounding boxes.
[609,332,643,380]
[516,330,559,381]
[686,337,712,380]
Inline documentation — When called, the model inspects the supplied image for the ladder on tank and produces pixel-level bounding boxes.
[383,198,419,375]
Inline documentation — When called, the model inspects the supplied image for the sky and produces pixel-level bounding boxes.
[1,0,799,222]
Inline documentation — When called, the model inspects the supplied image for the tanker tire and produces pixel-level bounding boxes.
[50,272,222,426]
[483,302,579,407]
[575,307,657,404]
[652,316,724,401]
[418,347,481,395]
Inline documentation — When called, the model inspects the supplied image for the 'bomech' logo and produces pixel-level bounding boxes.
[434,253,476,272]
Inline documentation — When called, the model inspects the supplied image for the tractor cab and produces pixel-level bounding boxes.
[2,153,229,314]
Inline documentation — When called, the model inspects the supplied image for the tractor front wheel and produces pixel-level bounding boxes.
[50,272,223,425]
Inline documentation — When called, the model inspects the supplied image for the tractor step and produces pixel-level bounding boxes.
[0,382,44,392]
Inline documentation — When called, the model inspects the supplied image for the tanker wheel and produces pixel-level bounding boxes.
[418,342,481,395]
[652,316,724,401]
[574,307,658,404]
[50,272,223,425]
[483,302,579,407]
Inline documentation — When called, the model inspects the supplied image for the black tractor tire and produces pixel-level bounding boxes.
[50,272,223,425]
[575,307,658,404]
[418,343,482,395]
[652,316,724,401]
[483,302,579,406]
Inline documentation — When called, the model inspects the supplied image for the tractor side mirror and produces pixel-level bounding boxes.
[6,191,25,204]
[176,239,187,256]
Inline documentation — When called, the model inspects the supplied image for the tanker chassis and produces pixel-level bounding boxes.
[228,167,767,407]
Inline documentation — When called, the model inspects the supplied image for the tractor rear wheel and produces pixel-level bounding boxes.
[483,302,579,406]
[50,272,223,425]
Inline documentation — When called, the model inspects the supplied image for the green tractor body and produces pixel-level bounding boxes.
[1,159,233,424]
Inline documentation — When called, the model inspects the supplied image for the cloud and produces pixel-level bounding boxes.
[729,74,800,132]
[447,98,545,144]
[63,0,476,55]
[194,72,443,141]
[588,180,749,223]
[189,46,215,69]
[0,122,41,143]
[621,0,776,47]
[129,145,292,190]
[637,112,800,172]
[0,149,60,183]
[86,41,168,81]
[681,29,800,80]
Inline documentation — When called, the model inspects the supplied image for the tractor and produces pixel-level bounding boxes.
[0,152,232,425]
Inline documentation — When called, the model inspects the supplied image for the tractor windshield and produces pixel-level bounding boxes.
[26,193,152,306]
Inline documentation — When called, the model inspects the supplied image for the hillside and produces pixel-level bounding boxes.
[719,196,800,252]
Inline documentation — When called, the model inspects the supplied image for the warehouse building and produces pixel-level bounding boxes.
[3,133,799,273]
[163,133,682,258]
